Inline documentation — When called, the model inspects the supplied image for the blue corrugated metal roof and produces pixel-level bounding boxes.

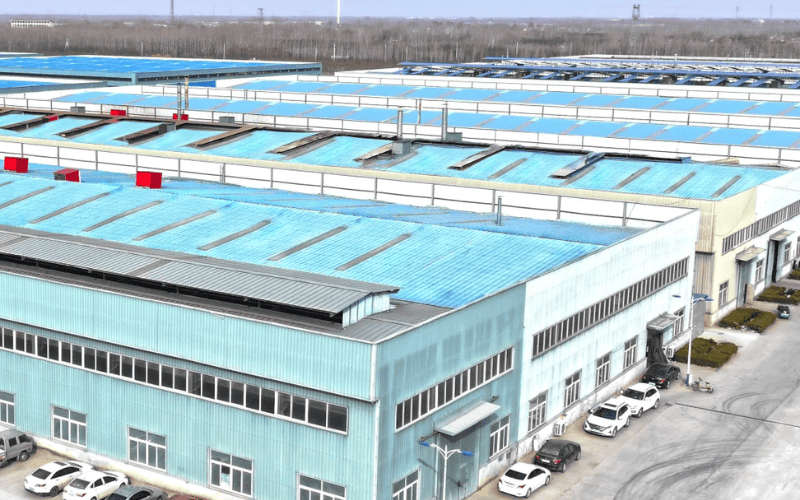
[0,174,617,309]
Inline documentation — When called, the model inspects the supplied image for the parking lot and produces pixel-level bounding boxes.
[473,290,800,500]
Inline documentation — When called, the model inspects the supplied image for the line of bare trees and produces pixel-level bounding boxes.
[2,17,800,73]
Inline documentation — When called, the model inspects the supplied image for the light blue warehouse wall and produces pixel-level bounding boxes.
[0,271,375,401]
[375,285,526,500]
[0,345,374,500]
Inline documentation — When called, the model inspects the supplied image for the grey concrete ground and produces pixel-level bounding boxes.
[474,282,800,500]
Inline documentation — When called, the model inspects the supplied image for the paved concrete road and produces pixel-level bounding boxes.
[474,282,800,500]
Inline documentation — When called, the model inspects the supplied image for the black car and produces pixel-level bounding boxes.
[641,363,682,389]
[533,439,581,472]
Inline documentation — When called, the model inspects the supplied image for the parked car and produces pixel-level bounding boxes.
[0,428,35,467]
[108,485,166,500]
[168,496,208,500]
[640,363,682,389]
[584,398,631,437]
[533,439,581,472]
[497,463,551,498]
[619,383,661,418]
[778,305,790,319]
[24,460,95,497]
[63,471,129,500]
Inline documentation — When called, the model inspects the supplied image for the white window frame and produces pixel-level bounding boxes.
[719,281,729,306]
[596,353,611,387]
[392,470,419,500]
[785,243,792,265]
[755,260,765,283]
[52,406,86,448]
[298,474,346,500]
[489,415,510,457]
[623,337,638,370]
[128,427,167,471]
[209,450,253,497]
[0,391,14,427]
[564,371,581,408]
[527,392,547,432]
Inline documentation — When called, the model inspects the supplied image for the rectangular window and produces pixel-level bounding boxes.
[61,341,71,364]
[37,336,47,358]
[202,375,216,400]
[160,366,173,389]
[755,260,765,282]
[299,474,346,500]
[209,450,252,497]
[624,337,638,370]
[121,356,133,378]
[174,369,187,392]
[719,281,729,306]
[109,352,120,376]
[84,348,96,371]
[48,338,59,361]
[95,350,108,373]
[128,428,167,471]
[231,382,245,406]
[134,359,146,382]
[785,243,792,264]
[278,393,292,418]
[392,471,419,500]
[564,371,581,408]
[0,391,14,426]
[189,371,202,396]
[527,392,547,432]
[489,415,510,457]
[246,386,260,411]
[147,362,159,386]
[52,406,86,447]
[596,353,611,387]
[217,379,230,403]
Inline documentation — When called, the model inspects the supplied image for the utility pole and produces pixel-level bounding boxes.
[770,5,773,18]
[337,0,341,25]
[257,8,264,22]
[736,5,739,19]
[170,0,174,24]
[630,4,640,53]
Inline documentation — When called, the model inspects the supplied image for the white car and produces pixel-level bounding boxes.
[497,463,551,498]
[583,397,631,438]
[619,383,661,418]
[24,460,95,497]
[63,470,129,500]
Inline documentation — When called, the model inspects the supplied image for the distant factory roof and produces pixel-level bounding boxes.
[0,175,612,310]
[0,76,106,94]
[0,56,320,84]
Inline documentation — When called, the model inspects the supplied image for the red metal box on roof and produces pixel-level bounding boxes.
[4,157,28,173]
[136,171,162,189]
[54,168,80,182]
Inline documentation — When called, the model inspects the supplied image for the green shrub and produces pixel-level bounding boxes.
[757,286,800,305]
[673,338,738,368]
[789,268,800,280]
[718,307,760,328]
[744,312,777,333]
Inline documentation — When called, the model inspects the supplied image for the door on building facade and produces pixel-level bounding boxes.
[646,328,668,366]
[438,429,478,500]
[737,261,751,307]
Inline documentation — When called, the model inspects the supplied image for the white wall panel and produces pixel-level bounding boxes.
[434,184,494,204]
[323,173,375,191]
[21,144,57,158]
[0,142,22,155]
[96,163,136,174]
[271,182,321,194]
[496,191,558,211]
[97,151,136,166]
[377,178,432,197]
[321,187,375,200]
[375,192,431,206]
[561,197,622,217]
[224,163,271,181]
[273,168,322,186]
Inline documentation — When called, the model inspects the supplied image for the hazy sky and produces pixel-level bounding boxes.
[4,0,800,19]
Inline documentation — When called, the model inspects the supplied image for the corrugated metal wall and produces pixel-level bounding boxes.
[375,285,526,500]
[0,350,374,500]
[0,272,374,400]
[693,252,715,296]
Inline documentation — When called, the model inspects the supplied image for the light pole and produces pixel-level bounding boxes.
[673,294,713,386]
[419,441,474,500]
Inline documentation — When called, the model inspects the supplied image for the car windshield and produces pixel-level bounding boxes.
[31,469,51,479]
[107,494,127,500]
[592,407,617,420]
[504,469,527,480]
[540,443,562,454]
[70,479,90,490]
[622,389,645,400]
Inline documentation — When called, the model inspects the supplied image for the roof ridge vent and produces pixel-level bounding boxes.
[550,152,605,179]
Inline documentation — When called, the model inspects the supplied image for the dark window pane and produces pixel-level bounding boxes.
[396,404,403,430]
[245,386,260,410]
[121,356,133,378]
[292,396,306,421]
[147,362,159,385]
[38,336,48,358]
[134,359,146,382]
[231,382,244,406]
[174,369,187,391]
[328,405,347,432]
[278,393,291,417]
[308,400,326,427]
[48,339,59,361]
[15,331,24,352]
[420,390,428,415]
[217,379,230,402]
[95,351,107,373]
[2,328,11,349]
[437,382,445,405]
[61,342,72,364]
[109,354,120,375]
[411,395,419,420]
[84,348,96,370]
[26,334,35,354]
[160,366,173,389]
[470,366,477,389]
[202,375,215,399]
[189,371,202,396]
[260,389,275,414]
[71,345,82,366]
[477,363,485,385]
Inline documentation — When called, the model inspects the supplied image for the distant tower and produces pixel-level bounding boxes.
[258,8,264,22]
[170,0,174,24]
[630,4,640,53]
[337,0,341,25]
[736,5,739,18]
[770,5,773,18]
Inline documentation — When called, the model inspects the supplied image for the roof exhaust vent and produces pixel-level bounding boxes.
[218,116,235,124]
[3,157,28,173]
[70,106,86,113]
[551,152,605,179]
[392,140,413,156]
[54,168,80,182]
[136,171,162,189]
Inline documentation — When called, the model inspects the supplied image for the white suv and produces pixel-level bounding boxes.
[619,383,660,418]
[584,397,631,437]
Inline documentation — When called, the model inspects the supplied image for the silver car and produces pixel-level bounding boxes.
[0,429,35,467]
[107,484,167,500]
